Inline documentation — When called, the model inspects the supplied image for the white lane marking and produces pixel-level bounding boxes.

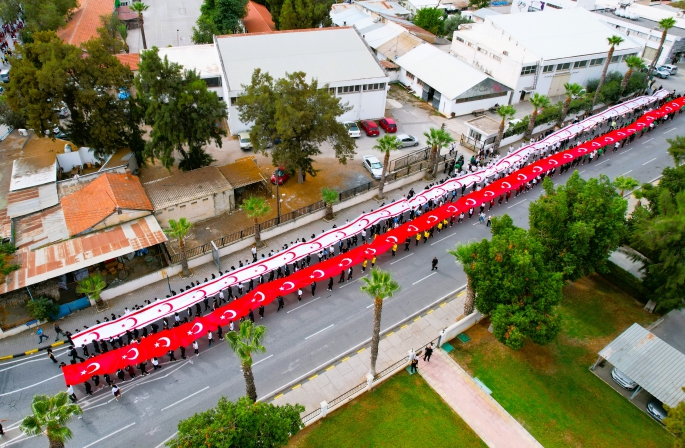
[304,324,334,340]
[340,275,367,288]
[160,386,210,411]
[412,272,437,285]
[390,253,413,265]
[253,354,273,366]
[649,175,663,184]
[431,233,456,245]
[0,348,69,370]
[642,157,657,165]
[622,148,634,153]
[621,170,633,176]
[0,374,62,397]
[0,434,36,447]
[595,159,608,166]
[81,422,137,448]
[664,127,677,133]
[642,138,654,144]
[579,170,586,174]
[286,296,323,313]
[507,199,527,209]
[154,432,179,448]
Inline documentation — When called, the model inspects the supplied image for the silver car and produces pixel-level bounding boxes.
[611,367,638,390]
[396,134,419,148]
[344,122,361,138]
[646,397,667,424]
[239,132,252,150]
[363,155,383,180]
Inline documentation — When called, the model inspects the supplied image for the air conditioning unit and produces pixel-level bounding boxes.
[503,50,509,56]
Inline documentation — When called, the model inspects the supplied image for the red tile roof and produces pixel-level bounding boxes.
[243,1,277,34]
[57,0,114,47]
[60,173,153,236]
[115,53,140,71]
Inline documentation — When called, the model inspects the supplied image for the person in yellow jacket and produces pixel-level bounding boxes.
[416,233,421,246]
[371,256,377,267]
[362,258,368,272]
[423,230,430,243]
[392,243,398,257]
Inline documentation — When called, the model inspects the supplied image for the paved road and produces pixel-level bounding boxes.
[0,118,679,448]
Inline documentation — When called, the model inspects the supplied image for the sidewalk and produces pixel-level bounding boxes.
[420,350,543,448]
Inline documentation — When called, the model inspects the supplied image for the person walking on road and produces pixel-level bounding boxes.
[152,357,161,370]
[392,243,397,257]
[69,346,85,363]
[66,385,77,402]
[347,267,353,281]
[431,257,438,271]
[180,345,187,359]
[297,288,303,302]
[327,277,334,291]
[193,340,199,356]
[362,258,367,272]
[37,327,49,344]
[112,384,121,401]
[258,305,265,319]
[277,295,285,311]
[423,343,433,362]
[207,330,214,347]
[410,357,418,373]
[53,323,65,341]
[84,381,93,396]
[311,281,317,296]
[404,237,411,251]
[47,348,57,364]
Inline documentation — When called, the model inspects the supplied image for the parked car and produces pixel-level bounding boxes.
[359,120,380,137]
[270,166,290,185]
[363,155,383,179]
[646,397,667,424]
[379,117,397,133]
[659,64,678,75]
[239,132,252,150]
[610,367,638,390]
[0,69,9,83]
[344,121,361,138]
[396,134,419,148]
[654,67,670,79]
[53,106,69,119]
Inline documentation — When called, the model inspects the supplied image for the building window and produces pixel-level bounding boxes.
[180,205,186,208]
[362,83,386,91]
[168,207,175,211]
[456,36,464,43]
[492,54,502,62]
[573,60,588,68]
[191,201,197,205]
[611,55,620,63]
[478,47,488,55]
[406,72,415,80]
[520,64,537,75]
[589,58,604,66]
[556,62,571,71]
[416,79,424,88]
[546,2,561,8]
[542,65,554,73]
[204,77,222,88]
[329,88,335,94]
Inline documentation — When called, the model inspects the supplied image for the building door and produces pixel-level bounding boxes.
[432,91,441,110]
[548,73,570,97]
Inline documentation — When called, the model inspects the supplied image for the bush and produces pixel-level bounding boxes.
[626,71,648,94]
[26,297,60,321]
[586,78,600,93]
[599,79,622,104]
[600,260,648,303]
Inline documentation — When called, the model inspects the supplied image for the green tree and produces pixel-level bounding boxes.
[593,35,625,108]
[649,17,677,75]
[664,388,685,448]
[360,268,400,376]
[524,93,551,140]
[424,127,454,179]
[0,242,20,281]
[136,47,226,171]
[321,187,339,221]
[237,69,356,183]
[529,173,627,281]
[240,196,270,247]
[0,0,77,39]
[76,273,107,307]
[494,105,516,151]
[167,396,304,448]
[442,14,472,38]
[164,218,193,277]
[129,2,150,50]
[374,134,402,199]
[117,24,130,53]
[225,321,267,402]
[469,0,490,9]
[279,0,331,30]
[457,215,563,350]
[559,83,584,125]
[612,175,640,197]
[448,243,478,316]
[621,55,646,94]
[192,15,218,44]
[97,13,126,54]
[6,32,135,157]
[413,7,444,36]
[0,95,27,129]
[193,0,249,42]
[25,298,60,322]
[19,392,83,448]
[668,135,685,167]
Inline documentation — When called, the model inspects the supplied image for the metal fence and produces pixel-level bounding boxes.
[328,381,367,408]
[338,182,375,202]
[388,146,430,172]
[301,408,322,424]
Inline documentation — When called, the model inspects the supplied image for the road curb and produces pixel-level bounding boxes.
[0,340,67,362]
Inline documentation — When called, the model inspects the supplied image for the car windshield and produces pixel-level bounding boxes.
[370,162,383,169]
[348,124,359,131]
[275,169,285,176]
[241,137,250,143]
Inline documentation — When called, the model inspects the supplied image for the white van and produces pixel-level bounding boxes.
[659,64,678,75]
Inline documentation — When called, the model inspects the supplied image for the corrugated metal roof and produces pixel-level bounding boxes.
[376,31,423,60]
[13,205,69,251]
[144,166,233,210]
[6,184,60,219]
[218,159,268,189]
[599,323,685,408]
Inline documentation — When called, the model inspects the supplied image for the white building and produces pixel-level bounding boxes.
[157,45,223,100]
[396,44,512,116]
[213,28,389,135]
[510,0,596,14]
[451,8,643,103]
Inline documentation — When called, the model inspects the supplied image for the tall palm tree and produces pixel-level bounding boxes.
[240,196,270,247]
[373,134,402,199]
[593,35,625,108]
[649,17,677,75]
[667,135,685,166]
[164,218,193,277]
[321,187,339,221]
[129,2,150,50]
[424,127,455,179]
[360,268,400,377]
[612,175,640,196]
[448,244,478,316]
[524,93,551,140]
[225,320,267,402]
[620,55,646,94]
[20,392,83,448]
[559,83,584,125]
[494,105,516,151]
[76,273,107,309]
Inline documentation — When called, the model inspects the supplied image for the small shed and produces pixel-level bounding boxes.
[218,157,271,205]
[462,115,501,152]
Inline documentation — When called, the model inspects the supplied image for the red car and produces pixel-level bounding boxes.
[379,117,397,133]
[270,167,290,185]
[359,120,380,136]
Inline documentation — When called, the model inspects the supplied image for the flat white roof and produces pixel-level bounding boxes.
[359,22,404,49]
[157,44,221,78]
[396,44,490,100]
[330,8,374,28]
[10,158,57,191]
[488,8,642,60]
[358,1,410,16]
[216,28,387,91]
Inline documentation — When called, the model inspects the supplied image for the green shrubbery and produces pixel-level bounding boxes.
[26,297,60,321]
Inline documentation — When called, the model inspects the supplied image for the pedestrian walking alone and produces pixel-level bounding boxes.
[53,323,65,341]
[47,348,57,364]
[328,277,334,291]
[297,288,303,302]
[423,343,433,362]
[431,257,438,271]
[37,327,49,344]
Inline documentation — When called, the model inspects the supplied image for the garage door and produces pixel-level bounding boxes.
[548,73,570,97]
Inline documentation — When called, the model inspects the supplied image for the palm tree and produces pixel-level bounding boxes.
[593,35,625,108]
[424,127,455,179]
[620,55,646,94]
[164,218,192,277]
[129,2,150,50]
[448,244,478,316]
[374,135,402,199]
[240,196,270,248]
[649,17,677,75]
[360,268,400,377]
[667,135,685,166]
[559,83,584,125]
[494,105,516,151]
[524,93,551,140]
[612,175,640,196]
[321,187,339,221]
[117,24,130,53]
[225,320,267,402]
[76,274,107,309]
[20,392,83,448]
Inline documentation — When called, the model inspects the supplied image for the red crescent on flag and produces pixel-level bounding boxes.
[280,281,295,291]
[386,235,398,244]
[221,310,237,320]
[157,303,173,314]
[365,248,377,255]
[483,191,494,197]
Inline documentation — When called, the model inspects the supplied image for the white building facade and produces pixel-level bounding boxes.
[157,45,224,100]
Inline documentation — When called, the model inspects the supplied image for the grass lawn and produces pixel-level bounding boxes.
[289,370,486,448]
[450,275,674,448]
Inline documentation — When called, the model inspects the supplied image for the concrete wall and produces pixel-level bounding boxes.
[91,210,152,233]
[439,311,484,346]
[154,192,235,228]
